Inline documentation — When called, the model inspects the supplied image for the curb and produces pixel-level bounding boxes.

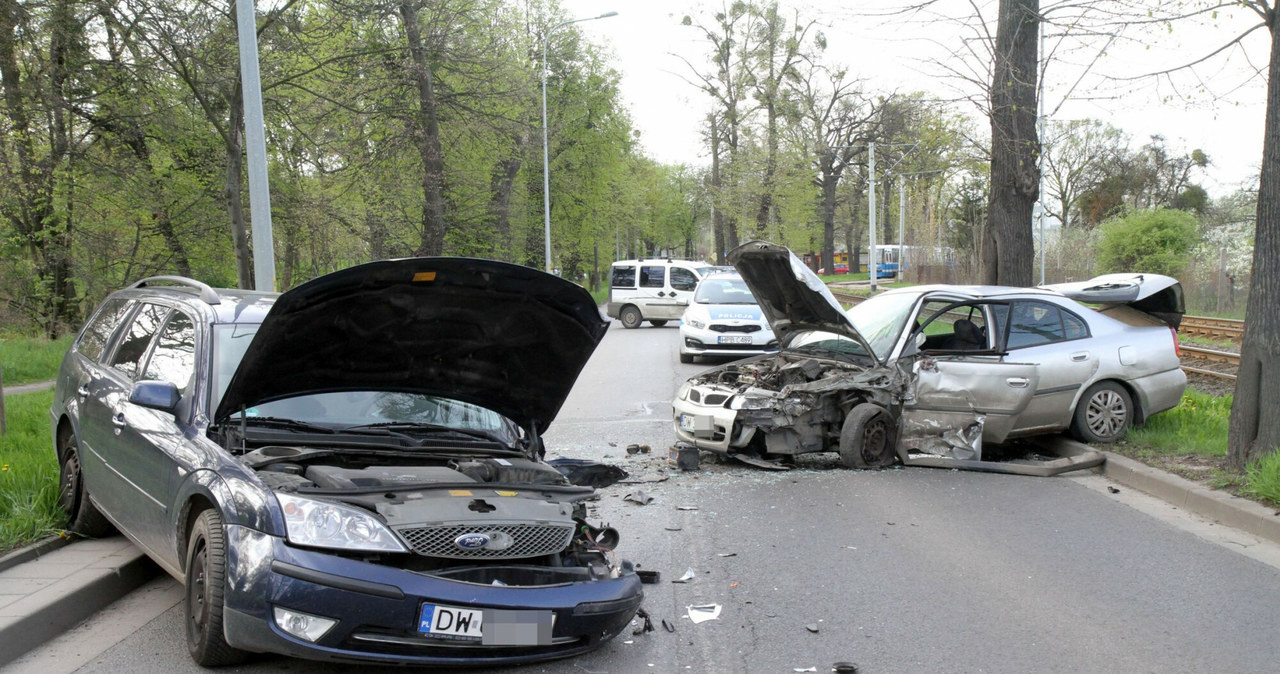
[1100,451,1280,546]
[0,534,71,574]
[0,544,160,667]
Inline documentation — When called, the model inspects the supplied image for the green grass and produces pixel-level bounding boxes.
[0,390,65,555]
[1243,451,1280,507]
[0,335,72,386]
[1127,388,1231,457]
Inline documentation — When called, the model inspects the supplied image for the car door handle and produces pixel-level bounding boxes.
[655,291,666,297]
[1006,377,1030,388]
[1070,352,1089,362]
[77,385,90,397]
[112,412,127,426]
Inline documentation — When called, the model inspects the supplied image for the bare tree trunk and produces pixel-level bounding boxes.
[820,160,837,273]
[984,0,1039,287]
[1228,16,1280,470]
[399,1,447,257]
[709,116,727,262]
[223,99,253,289]
[487,150,522,260]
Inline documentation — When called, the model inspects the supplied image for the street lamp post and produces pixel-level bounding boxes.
[542,11,618,274]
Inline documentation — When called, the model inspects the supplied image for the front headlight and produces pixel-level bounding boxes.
[275,493,408,553]
[729,395,774,411]
[686,318,705,329]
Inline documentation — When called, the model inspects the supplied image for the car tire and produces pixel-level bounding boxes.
[619,306,642,329]
[649,319,668,327]
[679,352,694,364]
[57,431,115,537]
[186,509,249,667]
[838,403,896,469]
[1071,381,1132,444]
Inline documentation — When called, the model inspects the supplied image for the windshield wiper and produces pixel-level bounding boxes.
[342,421,507,445]
[237,417,338,434]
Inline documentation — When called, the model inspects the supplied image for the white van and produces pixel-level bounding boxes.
[607,258,713,328]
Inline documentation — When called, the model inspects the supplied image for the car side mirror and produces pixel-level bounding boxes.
[902,331,926,358]
[129,380,181,413]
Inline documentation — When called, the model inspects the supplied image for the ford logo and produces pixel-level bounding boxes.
[454,533,491,550]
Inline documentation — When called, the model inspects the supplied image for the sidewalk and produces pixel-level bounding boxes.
[2,380,55,397]
[0,446,1277,667]
[0,536,157,666]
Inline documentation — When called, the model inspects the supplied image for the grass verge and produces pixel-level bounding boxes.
[0,335,71,386]
[1127,388,1230,457]
[0,389,64,555]
[1243,452,1280,506]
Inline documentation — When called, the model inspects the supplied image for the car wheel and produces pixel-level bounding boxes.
[649,319,668,327]
[186,510,248,667]
[57,431,115,537]
[619,306,642,329]
[838,403,897,469]
[680,352,694,364]
[1071,381,1132,444]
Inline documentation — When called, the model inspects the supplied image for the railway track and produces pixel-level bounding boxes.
[1179,315,1244,340]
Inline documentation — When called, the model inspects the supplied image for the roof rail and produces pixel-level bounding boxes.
[129,276,222,305]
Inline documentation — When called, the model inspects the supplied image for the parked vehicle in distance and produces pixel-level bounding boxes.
[606,258,712,328]
[673,241,1186,475]
[51,260,642,667]
[816,263,850,274]
[678,271,777,364]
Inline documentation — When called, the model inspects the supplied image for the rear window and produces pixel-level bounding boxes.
[76,298,131,363]
[610,265,636,288]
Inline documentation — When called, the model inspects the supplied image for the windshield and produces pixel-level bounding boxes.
[695,276,759,305]
[787,330,872,360]
[845,291,922,361]
[210,324,520,445]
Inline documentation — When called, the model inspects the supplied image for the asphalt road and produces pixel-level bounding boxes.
[11,321,1280,673]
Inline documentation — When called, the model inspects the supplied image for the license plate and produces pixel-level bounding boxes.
[418,604,554,646]
[680,414,696,431]
[717,335,752,344]
[419,603,483,641]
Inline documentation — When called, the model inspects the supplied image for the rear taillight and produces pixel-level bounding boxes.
[1170,326,1181,357]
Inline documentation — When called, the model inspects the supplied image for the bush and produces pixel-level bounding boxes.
[1096,208,1200,277]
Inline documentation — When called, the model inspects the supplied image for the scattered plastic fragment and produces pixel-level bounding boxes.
[717,552,736,557]
[637,569,661,584]
[665,526,683,531]
[677,505,699,511]
[730,582,739,588]
[632,607,654,635]
[673,568,696,583]
[687,604,721,624]
[806,623,820,633]
[625,491,655,505]
[794,668,818,673]
[626,443,652,454]
[832,662,859,673]
[662,619,676,633]
[547,458,628,488]
[1108,486,1121,494]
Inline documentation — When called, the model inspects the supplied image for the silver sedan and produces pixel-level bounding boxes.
[672,242,1186,475]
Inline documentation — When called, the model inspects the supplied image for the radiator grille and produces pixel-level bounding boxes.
[395,523,574,560]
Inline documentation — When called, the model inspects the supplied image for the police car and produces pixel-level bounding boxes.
[678,271,777,363]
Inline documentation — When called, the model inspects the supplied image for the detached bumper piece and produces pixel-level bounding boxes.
[902,436,1105,477]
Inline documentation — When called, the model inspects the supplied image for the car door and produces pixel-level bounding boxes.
[900,299,1039,444]
[81,302,171,546]
[991,301,1097,434]
[661,266,701,319]
[634,264,669,318]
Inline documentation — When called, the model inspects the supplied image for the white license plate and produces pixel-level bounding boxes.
[680,414,696,431]
[417,604,554,645]
[717,335,752,344]
[419,603,483,640]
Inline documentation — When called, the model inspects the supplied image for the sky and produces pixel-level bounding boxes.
[559,0,1269,196]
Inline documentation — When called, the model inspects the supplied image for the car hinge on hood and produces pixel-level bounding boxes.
[529,422,545,460]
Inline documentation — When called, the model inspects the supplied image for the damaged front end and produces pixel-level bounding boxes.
[673,353,907,461]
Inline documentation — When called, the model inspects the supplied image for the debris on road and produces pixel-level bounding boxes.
[637,569,661,584]
[662,619,676,632]
[717,552,736,557]
[806,623,820,633]
[677,505,699,511]
[1108,486,1121,494]
[673,568,696,583]
[687,604,721,624]
[832,662,859,673]
[547,458,629,487]
[625,491,655,505]
[632,607,654,635]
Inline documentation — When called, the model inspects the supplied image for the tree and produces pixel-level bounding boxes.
[984,0,1039,286]
[1095,208,1199,276]
[1041,119,1126,229]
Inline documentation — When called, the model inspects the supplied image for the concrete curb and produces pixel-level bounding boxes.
[0,544,160,667]
[1100,451,1280,546]
[0,535,71,574]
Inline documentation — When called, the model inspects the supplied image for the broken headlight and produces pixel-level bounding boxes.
[276,493,408,553]
[729,395,773,410]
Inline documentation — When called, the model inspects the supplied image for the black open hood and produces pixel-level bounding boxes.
[728,241,877,359]
[213,258,609,432]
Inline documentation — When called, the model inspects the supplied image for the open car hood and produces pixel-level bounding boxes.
[213,258,609,432]
[1042,273,1184,328]
[728,241,878,360]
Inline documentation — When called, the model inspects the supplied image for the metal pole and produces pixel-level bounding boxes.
[541,12,618,275]
[235,0,275,291]
[898,178,905,281]
[868,141,877,292]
